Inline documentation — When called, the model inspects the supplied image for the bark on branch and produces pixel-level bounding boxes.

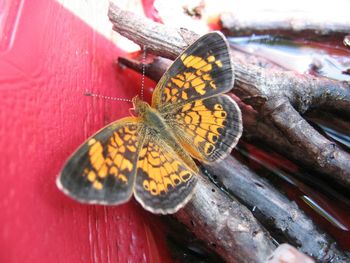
[108,3,350,190]
[220,9,350,39]
[175,174,276,263]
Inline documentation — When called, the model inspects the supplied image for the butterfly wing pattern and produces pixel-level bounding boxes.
[57,31,242,214]
[152,32,242,163]
[57,117,143,205]
[134,131,197,214]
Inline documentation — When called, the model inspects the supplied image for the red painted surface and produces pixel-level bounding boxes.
[0,1,173,262]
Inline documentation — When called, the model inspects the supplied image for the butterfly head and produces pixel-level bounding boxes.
[132,95,150,117]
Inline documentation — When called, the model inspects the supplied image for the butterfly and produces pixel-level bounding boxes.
[56,31,243,214]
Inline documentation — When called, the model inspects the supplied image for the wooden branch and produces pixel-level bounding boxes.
[176,174,276,263]
[109,4,350,190]
[202,157,350,263]
[220,10,350,39]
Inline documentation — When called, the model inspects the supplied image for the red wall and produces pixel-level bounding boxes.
[0,1,172,262]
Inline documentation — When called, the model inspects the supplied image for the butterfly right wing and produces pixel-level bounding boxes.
[57,117,144,205]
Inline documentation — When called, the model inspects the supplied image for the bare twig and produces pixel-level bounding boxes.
[203,157,350,263]
[220,7,350,39]
[176,175,276,263]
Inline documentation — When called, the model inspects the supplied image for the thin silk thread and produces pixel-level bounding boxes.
[141,45,147,100]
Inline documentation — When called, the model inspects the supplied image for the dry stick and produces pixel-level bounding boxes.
[176,175,276,263]
[118,56,350,263]
[203,159,350,263]
[220,10,350,39]
[108,3,350,190]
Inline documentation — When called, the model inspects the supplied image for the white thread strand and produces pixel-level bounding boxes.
[141,46,147,100]
[85,92,132,102]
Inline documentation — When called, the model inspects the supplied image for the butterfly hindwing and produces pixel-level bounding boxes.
[168,94,242,163]
[152,32,233,111]
[57,117,142,205]
[134,131,197,214]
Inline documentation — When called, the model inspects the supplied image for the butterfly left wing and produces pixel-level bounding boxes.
[57,117,143,205]
[134,132,197,214]
[151,32,233,112]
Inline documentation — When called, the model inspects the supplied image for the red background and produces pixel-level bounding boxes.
[0,0,172,262]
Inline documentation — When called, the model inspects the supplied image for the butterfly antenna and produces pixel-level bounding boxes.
[85,91,132,103]
[141,45,147,100]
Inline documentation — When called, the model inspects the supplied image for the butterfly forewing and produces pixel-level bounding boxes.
[57,117,143,205]
[152,32,234,111]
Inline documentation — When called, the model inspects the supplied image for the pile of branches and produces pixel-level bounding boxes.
[108,3,350,263]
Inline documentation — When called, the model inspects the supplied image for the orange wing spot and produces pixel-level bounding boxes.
[93,181,103,190]
[191,76,203,87]
[214,104,223,110]
[188,124,196,130]
[202,73,212,81]
[87,171,96,182]
[113,153,123,167]
[194,135,205,146]
[192,59,207,69]
[121,159,133,172]
[201,64,212,72]
[124,134,132,141]
[88,138,97,146]
[149,180,158,195]
[209,81,217,89]
[181,103,192,112]
[171,88,178,95]
[196,127,207,138]
[164,87,171,102]
[105,157,113,166]
[187,111,200,123]
[157,183,166,194]
[113,132,124,146]
[127,145,137,152]
[139,147,147,157]
[172,78,184,88]
[184,116,191,124]
[90,141,103,155]
[218,111,227,118]
[207,55,215,62]
[184,72,196,81]
[148,155,161,166]
[194,83,206,95]
[109,166,118,175]
[98,164,108,178]
[216,119,226,126]
[215,60,223,68]
[143,180,150,190]
[181,92,188,100]
[200,123,210,130]
[163,177,174,190]
[180,54,188,62]
[118,174,128,183]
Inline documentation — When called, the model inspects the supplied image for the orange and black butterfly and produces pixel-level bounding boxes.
[57,32,243,214]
